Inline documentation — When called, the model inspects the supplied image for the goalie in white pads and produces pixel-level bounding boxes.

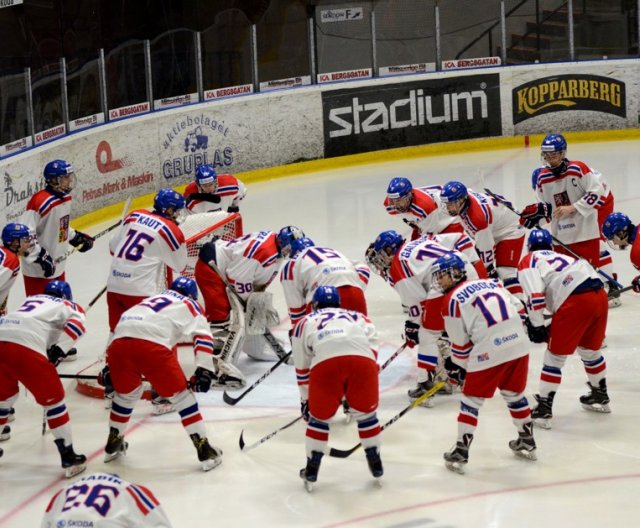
[42,472,173,528]
[292,286,382,491]
[101,277,225,471]
[433,254,536,474]
[0,280,87,478]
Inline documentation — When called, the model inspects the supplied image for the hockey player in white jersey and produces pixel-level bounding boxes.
[518,229,609,429]
[0,280,87,477]
[42,472,173,527]
[440,181,526,299]
[293,286,382,491]
[184,164,247,214]
[433,253,535,474]
[368,230,479,406]
[1,223,34,315]
[102,277,225,471]
[21,160,94,296]
[280,236,369,327]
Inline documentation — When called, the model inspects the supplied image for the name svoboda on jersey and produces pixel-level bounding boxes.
[327,89,489,138]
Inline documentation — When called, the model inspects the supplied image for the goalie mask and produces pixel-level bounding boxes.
[276,225,305,258]
[602,212,634,250]
[432,253,466,293]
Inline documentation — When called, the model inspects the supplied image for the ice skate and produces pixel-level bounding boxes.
[607,280,622,309]
[407,372,436,408]
[55,439,87,478]
[8,407,15,423]
[531,392,555,429]
[61,347,78,362]
[443,434,472,475]
[509,423,537,461]
[0,425,10,441]
[364,446,384,482]
[151,395,175,416]
[190,433,223,471]
[580,379,611,413]
[299,451,323,492]
[104,426,128,463]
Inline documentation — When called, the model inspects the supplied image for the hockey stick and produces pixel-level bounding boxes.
[56,196,132,263]
[222,350,293,405]
[483,188,623,289]
[58,374,98,380]
[328,381,445,459]
[379,343,407,372]
[239,415,303,452]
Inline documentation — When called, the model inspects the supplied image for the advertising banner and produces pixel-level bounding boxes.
[322,73,502,157]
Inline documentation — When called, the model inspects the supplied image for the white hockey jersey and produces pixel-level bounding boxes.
[21,189,76,279]
[0,247,20,311]
[0,294,86,355]
[442,279,528,372]
[107,209,187,296]
[388,238,478,325]
[213,230,281,301]
[41,472,173,528]
[458,190,524,267]
[517,249,602,327]
[184,174,247,214]
[533,161,608,244]
[291,307,378,399]
[113,290,215,370]
[280,245,369,324]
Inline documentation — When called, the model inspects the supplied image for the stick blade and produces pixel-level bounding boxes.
[222,391,241,406]
[328,444,361,459]
[239,430,246,450]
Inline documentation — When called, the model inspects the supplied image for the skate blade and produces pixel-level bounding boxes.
[152,404,175,416]
[64,462,87,478]
[532,418,552,430]
[0,429,10,442]
[104,443,128,463]
[512,449,537,461]
[418,397,434,408]
[343,413,353,424]
[608,298,622,309]
[444,460,466,474]
[581,403,611,413]
[201,457,222,472]
[304,480,314,493]
[373,477,383,488]
[61,355,78,362]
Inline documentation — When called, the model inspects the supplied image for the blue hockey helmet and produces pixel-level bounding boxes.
[311,285,340,311]
[602,212,634,249]
[44,280,73,301]
[370,230,404,273]
[440,181,469,216]
[432,252,467,291]
[386,177,413,212]
[43,159,75,193]
[531,167,543,190]
[195,165,218,189]
[290,236,315,258]
[170,276,198,300]
[540,134,567,153]
[541,134,568,174]
[527,228,554,251]
[2,223,31,247]
[276,226,305,257]
[153,188,186,222]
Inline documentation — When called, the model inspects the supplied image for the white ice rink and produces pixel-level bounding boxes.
[2,138,640,527]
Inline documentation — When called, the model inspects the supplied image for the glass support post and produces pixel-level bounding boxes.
[500,1,507,63]
[25,67,35,142]
[144,39,153,110]
[98,48,108,121]
[60,57,70,130]
[251,25,259,92]
[195,31,203,101]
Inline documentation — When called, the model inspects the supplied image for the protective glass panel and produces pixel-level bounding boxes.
[66,54,101,122]
[31,62,64,135]
[105,40,147,110]
[0,71,29,146]
[151,29,197,100]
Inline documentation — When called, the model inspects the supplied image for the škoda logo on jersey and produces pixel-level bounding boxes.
[512,74,626,124]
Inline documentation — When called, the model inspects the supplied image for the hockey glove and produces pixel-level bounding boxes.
[198,241,217,264]
[486,264,500,281]
[227,205,240,213]
[525,319,549,344]
[35,248,55,278]
[444,356,466,386]
[404,320,420,349]
[97,365,112,388]
[69,231,94,252]
[47,345,66,366]
[300,400,310,422]
[632,276,640,293]
[520,202,552,229]
[189,367,214,393]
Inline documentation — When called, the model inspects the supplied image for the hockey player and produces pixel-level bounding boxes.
[521,134,619,306]
[183,164,247,214]
[440,181,526,299]
[384,177,464,240]
[21,159,94,296]
[293,286,382,491]
[280,236,369,328]
[367,230,478,406]
[0,280,87,477]
[42,472,173,527]
[102,277,226,472]
[1,223,34,315]
[602,212,640,291]
[518,228,610,429]
[433,253,535,474]
[194,227,298,379]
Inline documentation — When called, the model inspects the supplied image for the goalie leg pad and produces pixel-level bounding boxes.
[245,291,280,336]
[211,359,246,389]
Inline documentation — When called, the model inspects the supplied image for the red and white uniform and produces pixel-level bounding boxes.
[42,472,172,528]
[389,238,477,375]
[384,185,464,238]
[0,247,20,314]
[195,230,280,322]
[292,307,380,454]
[21,189,75,291]
[517,248,607,355]
[280,245,369,326]
[0,295,86,443]
[629,226,640,269]
[106,209,187,332]
[533,162,612,265]
[425,232,488,279]
[184,174,247,214]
